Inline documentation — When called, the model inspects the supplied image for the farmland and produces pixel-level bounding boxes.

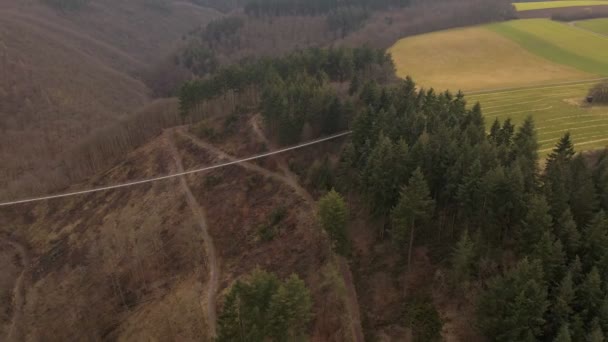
[514,1,608,11]
[388,25,591,92]
[575,17,608,35]
[468,81,608,154]
[389,17,608,154]
[489,19,608,75]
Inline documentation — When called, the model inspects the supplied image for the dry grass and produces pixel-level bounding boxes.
[388,25,592,92]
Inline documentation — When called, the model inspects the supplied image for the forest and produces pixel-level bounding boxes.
[178,47,608,340]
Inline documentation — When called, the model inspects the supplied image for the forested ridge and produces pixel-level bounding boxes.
[178,46,608,339]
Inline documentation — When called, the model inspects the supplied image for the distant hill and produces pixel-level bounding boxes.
[0,0,220,199]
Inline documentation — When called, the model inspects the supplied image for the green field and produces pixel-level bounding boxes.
[514,1,608,11]
[468,81,608,154]
[489,19,608,75]
[389,18,608,154]
[388,25,592,92]
[575,18,608,35]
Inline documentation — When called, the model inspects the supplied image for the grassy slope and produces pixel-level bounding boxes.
[514,1,608,11]
[576,17,608,34]
[468,81,608,154]
[488,19,608,75]
[388,25,592,92]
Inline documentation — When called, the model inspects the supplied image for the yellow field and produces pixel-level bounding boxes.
[514,1,608,11]
[388,26,592,92]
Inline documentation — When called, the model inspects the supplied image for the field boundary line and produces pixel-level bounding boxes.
[0,131,352,207]
[467,77,608,96]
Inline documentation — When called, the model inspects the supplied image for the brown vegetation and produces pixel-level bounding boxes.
[0,0,220,201]
[516,5,608,20]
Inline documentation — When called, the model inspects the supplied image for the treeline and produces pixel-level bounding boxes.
[179,46,393,143]
[244,0,410,16]
[335,77,608,341]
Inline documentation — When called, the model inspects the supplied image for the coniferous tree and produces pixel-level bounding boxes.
[391,168,435,268]
[569,155,598,227]
[554,324,572,342]
[555,209,581,259]
[533,231,566,283]
[477,258,549,342]
[519,194,553,255]
[549,272,576,333]
[579,267,604,321]
[511,116,539,192]
[451,230,476,288]
[318,189,350,255]
[587,319,605,342]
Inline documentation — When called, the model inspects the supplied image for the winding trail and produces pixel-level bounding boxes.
[177,129,314,205]
[3,238,30,342]
[165,134,219,338]
[247,118,365,342]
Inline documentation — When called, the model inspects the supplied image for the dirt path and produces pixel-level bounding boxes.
[247,118,364,342]
[165,134,219,338]
[175,126,363,342]
[4,238,30,342]
[177,129,315,206]
[249,115,315,204]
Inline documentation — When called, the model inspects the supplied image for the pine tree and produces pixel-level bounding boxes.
[451,230,476,288]
[587,319,605,342]
[555,209,581,259]
[581,211,608,271]
[554,324,572,342]
[519,194,553,255]
[477,258,549,342]
[533,231,566,283]
[268,274,313,341]
[391,168,435,268]
[512,116,539,192]
[549,272,575,332]
[547,132,576,168]
[456,159,483,225]
[362,134,398,219]
[579,267,604,321]
[570,155,598,227]
[318,189,350,255]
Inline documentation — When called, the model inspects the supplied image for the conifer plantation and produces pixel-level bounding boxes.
[179,49,608,339]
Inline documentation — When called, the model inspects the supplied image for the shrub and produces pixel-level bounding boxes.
[589,81,608,104]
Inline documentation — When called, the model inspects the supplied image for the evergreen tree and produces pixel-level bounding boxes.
[555,209,581,259]
[533,231,566,283]
[362,134,398,219]
[579,267,604,321]
[549,272,575,332]
[547,132,576,168]
[512,116,539,192]
[456,159,483,225]
[569,155,598,227]
[519,194,553,255]
[581,211,608,272]
[554,324,572,342]
[318,189,350,255]
[268,274,313,341]
[391,168,435,268]
[587,319,605,342]
[217,270,312,342]
[477,258,549,342]
[451,230,476,288]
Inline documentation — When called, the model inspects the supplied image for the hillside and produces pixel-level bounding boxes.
[0,0,220,200]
